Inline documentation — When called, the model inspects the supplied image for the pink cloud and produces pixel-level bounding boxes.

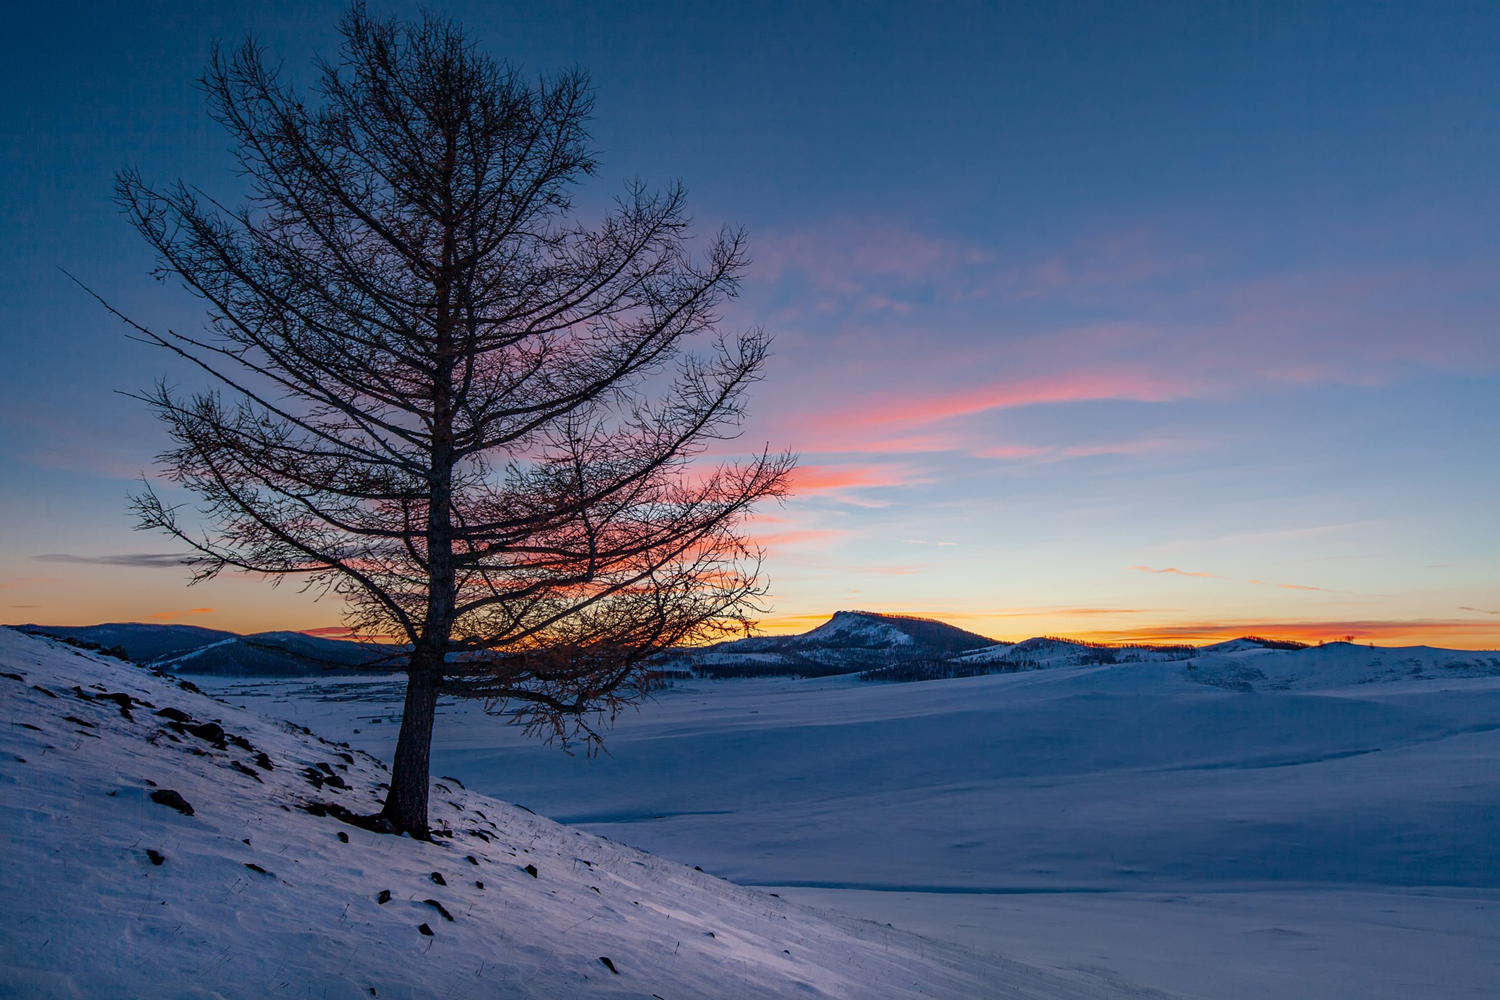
[740,222,1500,457]
[746,529,846,550]
[829,371,1183,431]
[786,464,911,492]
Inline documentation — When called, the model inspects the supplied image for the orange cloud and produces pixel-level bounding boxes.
[1072,619,1500,649]
[1131,565,1220,579]
[1249,579,1342,593]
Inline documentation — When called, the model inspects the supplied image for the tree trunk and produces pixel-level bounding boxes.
[377,170,461,839]
[380,651,442,836]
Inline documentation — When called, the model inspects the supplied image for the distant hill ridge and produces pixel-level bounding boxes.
[12,623,396,677]
[16,614,1440,684]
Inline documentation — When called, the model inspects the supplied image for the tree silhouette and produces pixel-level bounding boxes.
[112,6,792,836]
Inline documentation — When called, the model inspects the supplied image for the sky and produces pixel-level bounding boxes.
[2,0,1498,647]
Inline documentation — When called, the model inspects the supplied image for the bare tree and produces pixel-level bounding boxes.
[111,6,793,836]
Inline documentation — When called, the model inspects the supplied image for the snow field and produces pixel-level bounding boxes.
[207,644,1500,999]
[0,628,1159,999]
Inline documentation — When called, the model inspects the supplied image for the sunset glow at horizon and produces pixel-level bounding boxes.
[2,2,1497,652]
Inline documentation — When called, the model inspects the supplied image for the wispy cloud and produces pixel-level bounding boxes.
[1079,619,1500,648]
[148,608,214,620]
[1131,565,1220,579]
[746,529,847,550]
[33,553,187,568]
[1249,579,1344,594]
[1460,606,1500,615]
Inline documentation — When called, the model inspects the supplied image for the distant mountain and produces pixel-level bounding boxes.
[14,623,237,663]
[664,611,1003,678]
[659,616,1371,683]
[13,623,396,677]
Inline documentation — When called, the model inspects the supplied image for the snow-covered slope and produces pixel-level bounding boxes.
[0,628,1154,999]
[953,636,1192,669]
[1184,640,1500,691]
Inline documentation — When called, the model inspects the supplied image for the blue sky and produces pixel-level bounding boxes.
[3,1,1498,644]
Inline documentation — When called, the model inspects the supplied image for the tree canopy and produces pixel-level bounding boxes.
[113,6,792,835]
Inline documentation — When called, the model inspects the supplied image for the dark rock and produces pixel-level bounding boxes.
[31,685,57,697]
[418,923,434,937]
[466,855,478,865]
[523,864,538,878]
[429,872,446,886]
[338,831,349,843]
[422,899,454,921]
[19,723,40,731]
[231,761,264,782]
[598,957,619,974]
[155,707,193,723]
[146,849,165,866]
[185,721,225,744]
[253,752,274,770]
[475,881,484,889]
[100,692,136,718]
[376,889,391,905]
[245,863,270,875]
[149,789,194,816]
[0,672,24,682]
[62,715,95,728]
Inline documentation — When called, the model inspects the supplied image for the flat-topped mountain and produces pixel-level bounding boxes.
[665,610,1002,678]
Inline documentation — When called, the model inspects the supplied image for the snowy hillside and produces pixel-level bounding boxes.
[946,635,1500,691]
[1183,639,1500,691]
[0,628,1157,999]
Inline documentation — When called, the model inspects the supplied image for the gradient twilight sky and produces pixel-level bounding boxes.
[3,1,1498,646]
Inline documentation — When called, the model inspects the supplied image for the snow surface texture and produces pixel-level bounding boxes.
[207,641,1500,999]
[0,628,1163,999]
